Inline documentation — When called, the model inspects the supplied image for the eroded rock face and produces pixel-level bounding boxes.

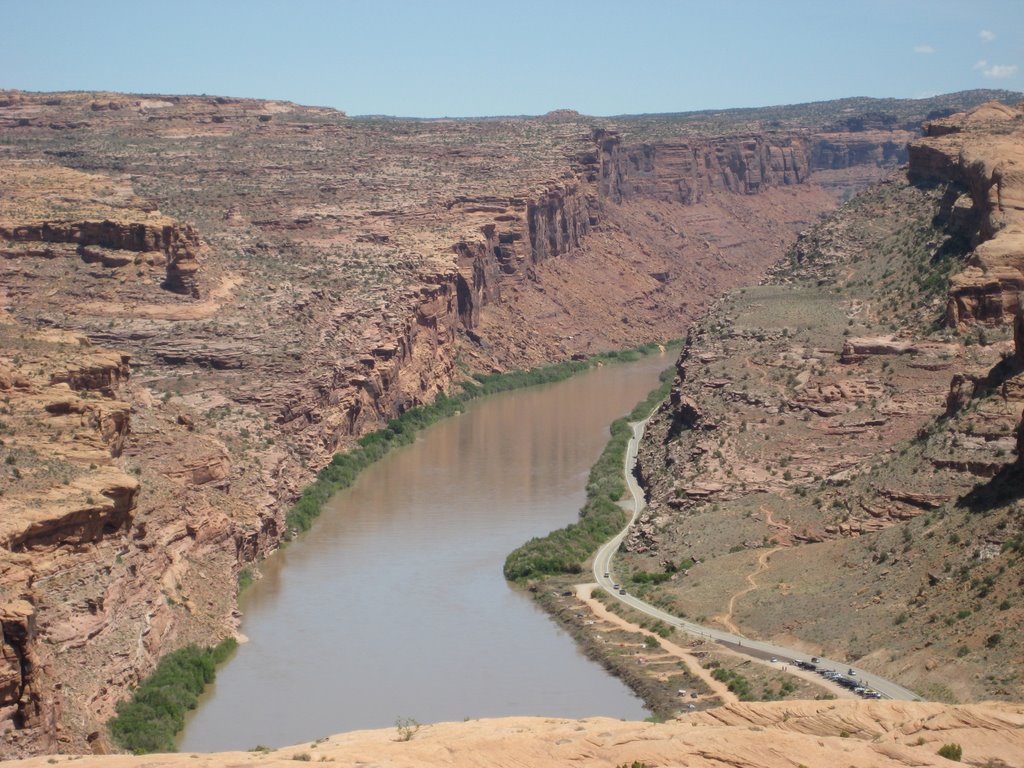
[908,101,1024,327]
[0,164,204,299]
[597,131,811,204]
[0,600,61,754]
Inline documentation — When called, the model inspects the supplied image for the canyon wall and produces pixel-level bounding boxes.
[594,128,913,205]
[907,101,1024,326]
[596,131,810,203]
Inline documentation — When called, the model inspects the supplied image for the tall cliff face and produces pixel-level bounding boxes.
[0,328,142,752]
[593,128,913,206]
[595,130,810,204]
[907,101,1024,326]
[809,132,910,169]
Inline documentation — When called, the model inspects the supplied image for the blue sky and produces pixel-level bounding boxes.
[2,0,1021,117]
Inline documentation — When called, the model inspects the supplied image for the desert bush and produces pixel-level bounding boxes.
[711,667,753,700]
[631,571,672,585]
[395,717,420,741]
[937,742,962,761]
[108,639,237,754]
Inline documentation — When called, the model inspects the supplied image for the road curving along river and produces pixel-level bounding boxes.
[179,351,674,751]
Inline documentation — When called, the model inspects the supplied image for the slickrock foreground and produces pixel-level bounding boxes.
[6,701,1024,768]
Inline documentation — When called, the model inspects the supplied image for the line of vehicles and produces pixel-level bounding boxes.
[790,658,883,699]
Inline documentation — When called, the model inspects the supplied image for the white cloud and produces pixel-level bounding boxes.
[983,63,1018,78]
[913,44,936,54]
[979,30,996,42]
[974,59,988,70]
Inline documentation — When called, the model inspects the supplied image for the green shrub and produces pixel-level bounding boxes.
[108,639,237,754]
[237,567,254,592]
[631,570,672,585]
[937,742,962,761]
[395,717,420,741]
[711,667,754,700]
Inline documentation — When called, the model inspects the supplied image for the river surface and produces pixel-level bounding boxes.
[180,353,672,751]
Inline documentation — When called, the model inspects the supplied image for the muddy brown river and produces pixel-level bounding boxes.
[180,353,672,751]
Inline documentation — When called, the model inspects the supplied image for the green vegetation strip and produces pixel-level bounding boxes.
[108,639,237,754]
[503,366,674,581]
[285,342,670,537]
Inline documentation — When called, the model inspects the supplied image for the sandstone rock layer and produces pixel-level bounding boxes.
[4,702,1023,768]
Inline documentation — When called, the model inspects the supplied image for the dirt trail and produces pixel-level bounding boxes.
[716,547,781,635]
[575,584,738,704]
[716,507,791,634]
[763,508,791,537]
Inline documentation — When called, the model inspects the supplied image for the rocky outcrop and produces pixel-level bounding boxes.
[809,131,911,169]
[0,469,139,552]
[908,101,1024,326]
[840,337,919,363]
[0,328,143,750]
[0,601,54,750]
[0,220,201,297]
[596,130,810,204]
[2,702,1022,768]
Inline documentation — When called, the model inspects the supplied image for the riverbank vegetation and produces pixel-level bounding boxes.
[285,342,671,537]
[503,366,674,581]
[108,639,237,754]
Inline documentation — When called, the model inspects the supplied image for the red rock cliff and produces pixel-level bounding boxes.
[908,101,1024,325]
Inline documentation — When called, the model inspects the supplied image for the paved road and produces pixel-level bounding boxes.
[591,416,920,702]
